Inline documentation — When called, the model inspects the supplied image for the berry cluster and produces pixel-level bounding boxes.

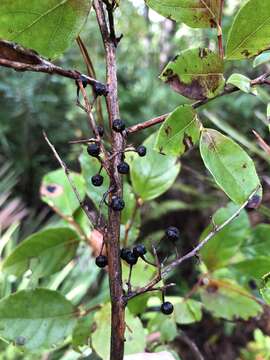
[86,118,147,214]
[120,244,147,265]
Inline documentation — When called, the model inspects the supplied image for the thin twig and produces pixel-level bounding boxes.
[126,186,260,301]
[0,40,104,88]
[217,0,224,59]
[127,72,270,134]
[43,131,95,225]
[178,331,204,360]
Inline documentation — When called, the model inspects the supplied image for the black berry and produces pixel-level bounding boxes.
[133,244,147,257]
[161,301,174,315]
[95,255,108,268]
[121,248,132,261]
[117,161,130,174]
[110,196,125,211]
[125,251,138,265]
[91,174,104,187]
[136,145,147,157]
[87,143,100,157]
[112,119,125,133]
[97,125,104,137]
[93,82,108,96]
[165,226,180,242]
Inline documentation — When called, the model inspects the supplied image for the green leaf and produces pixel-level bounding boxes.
[129,133,180,201]
[0,289,76,350]
[72,313,94,352]
[145,0,221,28]
[230,257,270,280]
[0,0,91,59]
[173,298,202,324]
[200,279,262,320]
[242,224,270,257]
[122,258,156,289]
[200,129,262,204]
[148,313,177,342]
[92,304,146,360]
[226,0,270,60]
[160,48,224,100]
[253,51,270,68]
[154,105,202,156]
[261,278,270,304]
[227,73,251,93]
[79,147,109,213]
[41,168,86,216]
[200,203,250,271]
[2,227,80,278]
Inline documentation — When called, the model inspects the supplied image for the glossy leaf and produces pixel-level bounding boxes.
[200,203,249,271]
[0,289,76,350]
[129,133,180,201]
[145,0,221,28]
[155,105,202,156]
[160,48,224,100]
[40,168,86,216]
[92,304,146,360]
[2,227,80,278]
[200,129,262,204]
[253,51,270,68]
[226,0,270,60]
[227,73,251,93]
[0,0,91,59]
[200,279,262,320]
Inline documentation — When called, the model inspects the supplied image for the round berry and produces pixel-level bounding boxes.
[136,145,147,157]
[133,244,147,257]
[110,196,125,211]
[87,142,100,157]
[112,119,125,133]
[94,82,108,96]
[117,161,130,174]
[125,251,138,265]
[97,125,104,137]
[161,301,174,315]
[91,174,104,187]
[165,226,180,242]
[120,248,132,261]
[95,255,108,268]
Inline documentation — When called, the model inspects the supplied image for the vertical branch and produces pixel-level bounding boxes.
[93,1,126,360]
[217,0,224,59]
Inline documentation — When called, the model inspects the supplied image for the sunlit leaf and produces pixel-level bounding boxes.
[226,0,270,60]
[200,129,262,204]
[145,0,221,28]
[155,105,202,156]
[0,0,91,59]
[227,73,251,93]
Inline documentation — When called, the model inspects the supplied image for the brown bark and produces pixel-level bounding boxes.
[93,1,126,360]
